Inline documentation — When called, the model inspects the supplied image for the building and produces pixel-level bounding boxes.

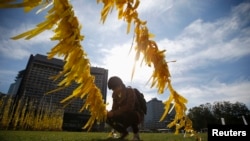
[13,54,108,131]
[0,91,6,98]
[7,70,24,96]
[144,98,175,131]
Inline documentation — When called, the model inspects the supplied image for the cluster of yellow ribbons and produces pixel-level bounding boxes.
[98,0,189,133]
[0,0,106,131]
[1,0,193,133]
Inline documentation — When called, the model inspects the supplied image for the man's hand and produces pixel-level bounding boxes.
[107,111,114,118]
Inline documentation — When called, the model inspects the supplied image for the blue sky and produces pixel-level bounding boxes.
[0,0,250,110]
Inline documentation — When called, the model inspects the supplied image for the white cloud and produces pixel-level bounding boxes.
[0,20,55,60]
[138,0,174,14]
[0,45,30,60]
[156,2,250,74]
[72,0,125,35]
[179,80,250,109]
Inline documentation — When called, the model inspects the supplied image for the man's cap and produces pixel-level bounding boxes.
[107,76,124,89]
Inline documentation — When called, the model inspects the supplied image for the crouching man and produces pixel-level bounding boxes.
[106,76,144,140]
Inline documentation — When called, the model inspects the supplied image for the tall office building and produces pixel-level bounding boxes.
[144,98,175,130]
[14,54,108,131]
[7,70,23,96]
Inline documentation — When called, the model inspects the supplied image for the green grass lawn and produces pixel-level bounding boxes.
[0,130,208,141]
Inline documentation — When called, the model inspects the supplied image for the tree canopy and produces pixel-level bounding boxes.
[188,101,250,131]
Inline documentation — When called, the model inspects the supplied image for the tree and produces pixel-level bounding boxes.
[188,101,250,131]
[212,101,250,125]
[188,103,216,131]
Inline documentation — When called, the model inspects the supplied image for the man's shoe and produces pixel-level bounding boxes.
[118,132,128,140]
[132,133,140,141]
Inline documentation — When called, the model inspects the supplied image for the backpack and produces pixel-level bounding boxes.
[128,87,147,115]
